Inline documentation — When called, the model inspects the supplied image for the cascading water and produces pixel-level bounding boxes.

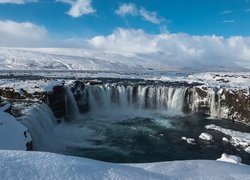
[65,86,80,119]
[19,103,57,150]
[209,89,221,118]
[85,84,187,115]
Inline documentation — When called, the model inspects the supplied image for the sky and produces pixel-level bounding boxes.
[0,0,250,69]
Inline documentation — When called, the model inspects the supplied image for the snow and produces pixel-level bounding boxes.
[153,72,250,89]
[0,102,11,112]
[0,110,31,150]
[0,48,249,90]
[206,124,250,149]
[199,132,213,141]
[222,137,229,143]
[181,137,196,145]
[217,153,242,164]
[0,79,63,94]
[245,147,250,154]
[0,150,250,180]
[0,47,175,72]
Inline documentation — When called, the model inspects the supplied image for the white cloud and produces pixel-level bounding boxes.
[57,0,95,18]
[115,3,164,24]
[0,20,48,47]
[221,10,232,14]
[0,0,37,4]
[88,28,250,69]
[139,8,162,24]
[115,3,137,16]
[222,20,235,23]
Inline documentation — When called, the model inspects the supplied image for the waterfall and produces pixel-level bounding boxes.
[19,103,57,150]
[209,89,221,118]
[85,84,187,114]
[65,86,80,119]
[168,87,187,112]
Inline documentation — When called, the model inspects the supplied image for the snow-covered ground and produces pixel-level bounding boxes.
[0,47,249,89]
[0,150,250,180]
[0,48,176,71]
[0,79,63,94]
[206,124,250,154]
[0,108,31,150]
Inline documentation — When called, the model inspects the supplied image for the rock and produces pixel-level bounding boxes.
[47,86,66,118]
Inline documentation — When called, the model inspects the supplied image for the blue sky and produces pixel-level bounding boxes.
[0,0,250,70]
[0,0,250,39]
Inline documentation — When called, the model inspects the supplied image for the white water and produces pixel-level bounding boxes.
[19,103,57,150]
[65,86,80,119]
[209,90,221,118]
[85,84,187,115]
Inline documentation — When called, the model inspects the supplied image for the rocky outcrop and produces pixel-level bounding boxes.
[47,85,66,118]
[185,86,250,125]
[70,81,89,113]
[0,108,32,151]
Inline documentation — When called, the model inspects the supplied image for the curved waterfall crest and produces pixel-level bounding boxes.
[84,84,188,114]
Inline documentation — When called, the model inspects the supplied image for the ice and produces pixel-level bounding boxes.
[199,133,213,141]
[181,137,196,145]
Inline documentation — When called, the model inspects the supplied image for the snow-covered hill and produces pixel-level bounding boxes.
[0,48,177,71]
[0,150,250,180]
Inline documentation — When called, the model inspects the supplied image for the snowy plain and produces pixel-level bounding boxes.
[0,150,250,180]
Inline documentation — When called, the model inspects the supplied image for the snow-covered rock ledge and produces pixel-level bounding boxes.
[0,150,249,180]
[0,109,32,150]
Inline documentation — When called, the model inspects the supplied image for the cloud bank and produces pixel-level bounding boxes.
[0,20,48,47]
[89,28,250,69]
[57,0,95,18]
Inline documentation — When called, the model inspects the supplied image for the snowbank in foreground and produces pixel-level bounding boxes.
[0,111,31,150]
[217,153,242,164]
[0,150,249,180]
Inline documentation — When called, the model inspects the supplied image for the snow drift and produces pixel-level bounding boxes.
[0,150,249,180]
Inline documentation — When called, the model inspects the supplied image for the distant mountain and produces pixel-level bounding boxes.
[0,48,178,72]
[0,48,248,72]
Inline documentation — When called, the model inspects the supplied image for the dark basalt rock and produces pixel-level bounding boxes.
[0,87,45,100]
[47,85,66,118]
[70,81,89,113]
[221,89,250,125]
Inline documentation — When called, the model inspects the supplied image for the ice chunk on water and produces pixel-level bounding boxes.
[199,133,213,141]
